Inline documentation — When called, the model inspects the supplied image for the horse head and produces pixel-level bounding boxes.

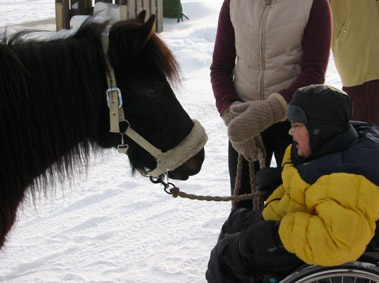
[99,11,207,180]
[0,12,207,249]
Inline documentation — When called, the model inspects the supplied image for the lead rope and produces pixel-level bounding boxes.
[231,136,267,211]
[151,145,267,207]
[231,154,244,209]
[249,159,260,211]
[231,154,266,211]
[151,175,265,202]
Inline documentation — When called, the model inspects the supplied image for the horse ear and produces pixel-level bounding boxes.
[108,14,157,66]
[130,15,156,52]
[136,10,147,23]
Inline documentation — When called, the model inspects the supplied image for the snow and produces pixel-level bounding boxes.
[0,1,342,282]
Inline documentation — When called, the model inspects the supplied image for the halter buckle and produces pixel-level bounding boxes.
[106,87,123,108]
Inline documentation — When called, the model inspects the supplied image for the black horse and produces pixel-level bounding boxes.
[0,12,206,248]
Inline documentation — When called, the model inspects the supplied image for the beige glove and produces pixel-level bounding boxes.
[221,101,267,163]
[231,134,266,162]
[220,101,242,126]
[228,93,287,143]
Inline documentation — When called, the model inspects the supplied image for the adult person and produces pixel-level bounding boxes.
[206,85,379,283]
[211,0,332,208]
[329,0,379,125]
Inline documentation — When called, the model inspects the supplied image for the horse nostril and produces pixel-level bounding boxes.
[168,171,189,180]
[168,148,205,180]
[183,149,205,175]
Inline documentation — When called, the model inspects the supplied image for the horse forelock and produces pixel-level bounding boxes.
[108,19,181,87]
[148,33,181,87]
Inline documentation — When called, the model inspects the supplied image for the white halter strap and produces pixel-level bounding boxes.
[101,26,207,177]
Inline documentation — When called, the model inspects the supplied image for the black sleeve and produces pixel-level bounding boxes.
[256,167,283,200]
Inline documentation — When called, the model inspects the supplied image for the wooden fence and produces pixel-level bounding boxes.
[55,0,163,32]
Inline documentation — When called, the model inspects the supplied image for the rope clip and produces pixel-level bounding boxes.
[149,174,176,195]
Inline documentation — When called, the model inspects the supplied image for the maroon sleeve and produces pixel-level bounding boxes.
[278,0,332,103]
[210,0,240,114]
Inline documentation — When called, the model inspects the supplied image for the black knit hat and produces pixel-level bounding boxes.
[287,84,352,152]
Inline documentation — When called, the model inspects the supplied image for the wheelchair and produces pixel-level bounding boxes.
[279,251,379,283]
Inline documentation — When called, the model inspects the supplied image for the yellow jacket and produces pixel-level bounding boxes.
[329,0,379,86]
[262,123,379,266]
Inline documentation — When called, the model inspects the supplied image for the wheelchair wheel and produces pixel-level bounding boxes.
[280,261,379,283]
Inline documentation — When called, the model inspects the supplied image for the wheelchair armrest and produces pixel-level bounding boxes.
[359,250,379,265]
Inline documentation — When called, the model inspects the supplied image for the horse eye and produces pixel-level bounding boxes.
[145,88,160,97]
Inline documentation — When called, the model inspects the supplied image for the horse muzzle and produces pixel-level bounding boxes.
[144,119,207,179]
[168,147,205,180]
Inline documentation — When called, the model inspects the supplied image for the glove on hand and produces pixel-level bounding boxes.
[223,101,266,162]
[230,133,266,162]
[219,207,263,241]
[240,220,282,254]
[220,101,242,126]
[206,219,282,283]
[206,232,254,283]
[228,93,288,143]
[256,167,282,200]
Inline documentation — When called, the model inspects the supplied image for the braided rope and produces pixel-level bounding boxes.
[158,137,268,206]
[249,144,267,210]
[232,154,244,209]
[169,187,264,201]
[248,161,260,211]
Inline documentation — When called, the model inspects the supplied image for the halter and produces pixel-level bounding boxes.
[101,26,207,177]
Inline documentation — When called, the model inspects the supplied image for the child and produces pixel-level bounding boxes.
[206,85,379,283]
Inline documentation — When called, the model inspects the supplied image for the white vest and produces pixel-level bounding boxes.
[230,0,313,101]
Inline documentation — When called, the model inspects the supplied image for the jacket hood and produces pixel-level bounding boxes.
[287,84,352,153]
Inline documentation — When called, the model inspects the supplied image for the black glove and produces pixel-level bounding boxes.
[206,220,282,283]
[219,208,263,241]
[206,232,254,283]
[256,167,282,200]
[240,220,282,254]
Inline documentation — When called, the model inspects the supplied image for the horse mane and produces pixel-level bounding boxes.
[0,22,109,197]
[0,18,181,197]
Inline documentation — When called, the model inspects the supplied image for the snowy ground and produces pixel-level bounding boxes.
[0,1,342,282]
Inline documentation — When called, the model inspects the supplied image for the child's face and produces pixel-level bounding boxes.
[289,122,312,158]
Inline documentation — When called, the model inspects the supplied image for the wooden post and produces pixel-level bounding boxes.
[150,0,156,20]
[127,0,136,18]
[136,0,143,16]
[143,0,150,18]
[156,0,163,33]
[55,0,70,30]
[55,0,163,32]
[119,0,128,20]
[77,0,85,14]
[55,0,64,31]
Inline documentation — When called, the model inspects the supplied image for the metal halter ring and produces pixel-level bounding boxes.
[149,175,176,195]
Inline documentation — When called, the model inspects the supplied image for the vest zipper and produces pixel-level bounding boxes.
[258,0,272,100]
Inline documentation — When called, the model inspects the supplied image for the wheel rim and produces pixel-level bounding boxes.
[293,268,379,283]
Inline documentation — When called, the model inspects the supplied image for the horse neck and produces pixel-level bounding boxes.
[1,35,109,192]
